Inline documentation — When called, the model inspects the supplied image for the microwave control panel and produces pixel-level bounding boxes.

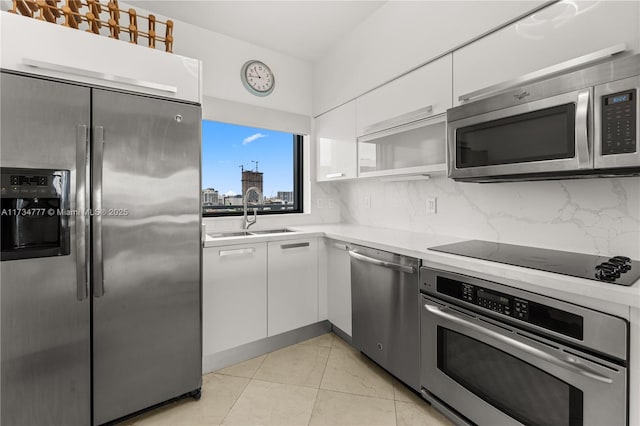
[602,88,637,155]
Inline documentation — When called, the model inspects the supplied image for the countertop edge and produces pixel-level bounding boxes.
[291,224,640,313]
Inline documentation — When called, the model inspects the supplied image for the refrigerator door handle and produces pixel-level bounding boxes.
[93,126,105,297]
[76,125,90,301]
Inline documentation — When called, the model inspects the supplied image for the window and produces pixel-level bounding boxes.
[202,120,303,216]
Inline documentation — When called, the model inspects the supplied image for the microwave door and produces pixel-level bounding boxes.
[447,88,592,180]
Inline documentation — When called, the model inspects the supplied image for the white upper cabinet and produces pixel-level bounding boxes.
[316,101,357,182]
[354,54,451,178]
[453,1,640,105]
[0,12,201,103]
[356,54,452,136]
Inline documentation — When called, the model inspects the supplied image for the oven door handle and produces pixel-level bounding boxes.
[424,303,613,384]
[348,250,416,274]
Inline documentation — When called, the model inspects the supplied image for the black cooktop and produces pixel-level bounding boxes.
[429,240,640,286]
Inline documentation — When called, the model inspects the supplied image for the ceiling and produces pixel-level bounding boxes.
[126,1,386,61]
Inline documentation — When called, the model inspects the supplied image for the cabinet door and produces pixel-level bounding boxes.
[203,243,267,355]
[316,101,357,181]
[326,240,352,336]
[356,54,452,136]
[268,238,319,336]
[453,1,640,105]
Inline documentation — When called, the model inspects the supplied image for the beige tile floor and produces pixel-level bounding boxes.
[118,333,454,426]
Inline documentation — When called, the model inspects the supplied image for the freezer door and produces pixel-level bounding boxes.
[1,72,91,426]
[91,90,202,424]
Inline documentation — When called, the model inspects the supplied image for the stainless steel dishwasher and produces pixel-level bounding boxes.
[349,244,420,390]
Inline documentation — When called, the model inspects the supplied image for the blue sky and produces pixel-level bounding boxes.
[202,120,294,197]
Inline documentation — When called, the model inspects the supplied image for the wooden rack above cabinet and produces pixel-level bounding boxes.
[8,0,174,53]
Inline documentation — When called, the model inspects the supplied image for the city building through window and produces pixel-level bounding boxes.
[202,120,303,216]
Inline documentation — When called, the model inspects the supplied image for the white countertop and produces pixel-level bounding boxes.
[205,223,640,314]
[288,224,640,314]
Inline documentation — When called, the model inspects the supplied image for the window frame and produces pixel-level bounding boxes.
[202,125,304,218]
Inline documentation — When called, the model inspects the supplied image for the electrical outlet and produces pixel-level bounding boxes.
[364,196,371,209]
[328,198,335,209]
[316,198,324,209]
[427,197,437,214]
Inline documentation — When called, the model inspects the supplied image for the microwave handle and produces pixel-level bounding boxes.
[575,89,591,168]
[424,302,613,384]
[458,44,626,103]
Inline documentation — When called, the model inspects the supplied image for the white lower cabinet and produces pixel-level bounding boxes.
[203,243,267,355]
[326,240,352,336]
[267,238,319,336]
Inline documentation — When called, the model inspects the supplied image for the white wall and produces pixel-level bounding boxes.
[118,2,312,116]
[312,0,547,115]
[116,3,341,231]
[335,176,640,258]
[0,1,313,118]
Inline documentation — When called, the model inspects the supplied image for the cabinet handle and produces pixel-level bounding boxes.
[358,112,445,143]
[23,58,178,93]
[361,105,433,136]
[331,242,349,251]
[458,43,626,102]
[325,172,345,179]
[219,248,255,257]
[281,242,310,250]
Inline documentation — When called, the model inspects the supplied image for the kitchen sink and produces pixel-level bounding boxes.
[206,228,297,240]
[207,231,253,238]
[248,228,296,235]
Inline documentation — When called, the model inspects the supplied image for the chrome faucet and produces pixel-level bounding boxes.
[243,186,263,230]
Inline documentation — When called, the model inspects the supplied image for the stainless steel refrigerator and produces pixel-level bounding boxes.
[1,71,202,425]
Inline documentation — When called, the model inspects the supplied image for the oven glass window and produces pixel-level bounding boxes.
[438,327,583,426]
[456,104,576,168]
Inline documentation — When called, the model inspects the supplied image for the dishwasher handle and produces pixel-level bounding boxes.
[348,250,416,274]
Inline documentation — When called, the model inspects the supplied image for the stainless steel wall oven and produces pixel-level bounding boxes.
[420,267,628,426]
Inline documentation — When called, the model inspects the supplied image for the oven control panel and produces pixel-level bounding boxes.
[460,283,527,320]
[431,275,583,340]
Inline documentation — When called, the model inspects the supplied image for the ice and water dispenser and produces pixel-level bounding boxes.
[0,168,70,260]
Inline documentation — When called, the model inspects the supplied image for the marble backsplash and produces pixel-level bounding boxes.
[334,175,640,259]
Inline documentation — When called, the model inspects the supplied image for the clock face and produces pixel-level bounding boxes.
[241,60,275,96]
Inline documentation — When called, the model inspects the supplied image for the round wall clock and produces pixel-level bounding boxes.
[241,60,275,96]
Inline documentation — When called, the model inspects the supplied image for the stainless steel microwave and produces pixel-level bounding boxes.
[447,53,640,182]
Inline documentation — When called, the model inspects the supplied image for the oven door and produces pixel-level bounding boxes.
[447,88,592,181]
[420,296,627,426]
